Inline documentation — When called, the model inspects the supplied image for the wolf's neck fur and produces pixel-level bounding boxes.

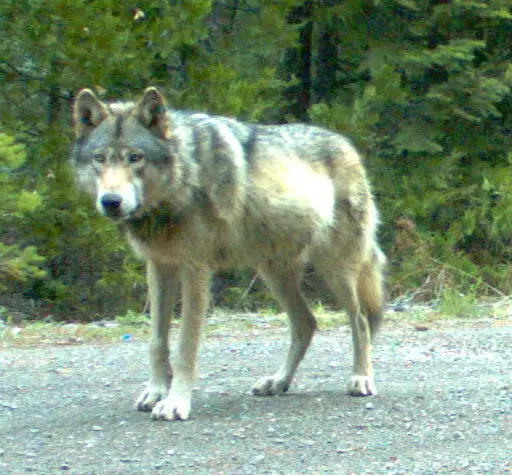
[124,205,184,243]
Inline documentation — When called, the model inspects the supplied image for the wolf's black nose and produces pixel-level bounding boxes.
[100,193,123,214]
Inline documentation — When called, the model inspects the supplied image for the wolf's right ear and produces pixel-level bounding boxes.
[73,89,109,138]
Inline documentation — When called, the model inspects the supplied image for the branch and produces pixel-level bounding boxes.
[428,257,510,300]
[0,60,45,82]
[236,272,260,307]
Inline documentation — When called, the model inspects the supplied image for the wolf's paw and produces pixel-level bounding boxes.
[252,376,290,396]
[135,384,168,412]
[348,375,377,396]
[151,394,192,421]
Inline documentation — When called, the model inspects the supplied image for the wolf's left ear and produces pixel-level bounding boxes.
[134,87,172,140]
[73,89,109,138]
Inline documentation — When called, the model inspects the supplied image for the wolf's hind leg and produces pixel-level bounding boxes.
[136,261,178,412]
[252,264,317,396]
[319,263,378,396]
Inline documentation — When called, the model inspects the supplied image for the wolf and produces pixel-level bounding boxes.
[70,87,386,421]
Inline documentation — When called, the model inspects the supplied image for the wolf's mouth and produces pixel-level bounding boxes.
[126,205,146,220]
[101,205,144,222]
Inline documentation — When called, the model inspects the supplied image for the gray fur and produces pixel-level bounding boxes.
[71,87,386,421]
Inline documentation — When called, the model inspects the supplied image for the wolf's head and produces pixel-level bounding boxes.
[71,87,180,221]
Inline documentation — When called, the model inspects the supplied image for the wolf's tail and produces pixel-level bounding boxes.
[358,248,386,340]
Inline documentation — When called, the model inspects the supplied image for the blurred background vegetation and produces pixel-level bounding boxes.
[0,0,510,321]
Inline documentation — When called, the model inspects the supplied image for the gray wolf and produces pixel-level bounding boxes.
[70,87,386,421]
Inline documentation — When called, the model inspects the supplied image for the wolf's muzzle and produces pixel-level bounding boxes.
[100,193,123,217]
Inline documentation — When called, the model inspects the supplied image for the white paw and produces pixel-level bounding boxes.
[252,375,290,396]
[135,384,168,412]
[151,393,192,421]
[348,375,377,396]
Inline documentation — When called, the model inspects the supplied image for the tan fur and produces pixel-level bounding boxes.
[70,87,386,421]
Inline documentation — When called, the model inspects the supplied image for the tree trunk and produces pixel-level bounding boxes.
[281,0,314,122]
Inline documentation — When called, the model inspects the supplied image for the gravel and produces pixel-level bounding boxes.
[0,317,510,474]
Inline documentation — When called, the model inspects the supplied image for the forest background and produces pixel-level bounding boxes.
[0,0,510,321]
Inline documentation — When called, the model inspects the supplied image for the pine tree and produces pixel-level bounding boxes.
[0,133,44,291]
[1,0,510,317]
[0,0,303,318]
[308,0,512,294]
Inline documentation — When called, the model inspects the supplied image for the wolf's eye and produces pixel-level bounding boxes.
[93,153,106,164]
[128,152,144,164]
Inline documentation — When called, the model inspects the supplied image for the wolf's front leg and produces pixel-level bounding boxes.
[151,266,210,421]
[136,261,178,412]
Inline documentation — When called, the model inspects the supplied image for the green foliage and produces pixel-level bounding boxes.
[0,133,44,290]
[0,0,510,320]
[184,64,289,121]
[308,0,512,299]
[0,1,299,319]
[0,133,41,213]
[0,244,45,292]
[115,310,149,326]
[439,281,480,318]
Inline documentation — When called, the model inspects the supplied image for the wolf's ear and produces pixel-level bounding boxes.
[134,87,172,140]
[73,89,109,138]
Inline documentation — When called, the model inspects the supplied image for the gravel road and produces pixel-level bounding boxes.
[1,317,510,474]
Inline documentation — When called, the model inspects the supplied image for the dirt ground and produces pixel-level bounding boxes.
[1,315,510,474]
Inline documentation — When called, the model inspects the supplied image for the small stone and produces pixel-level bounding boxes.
[300,439,315,446]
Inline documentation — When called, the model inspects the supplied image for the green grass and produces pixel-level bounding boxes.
[0,307,346,347]
[1,298,509,348]
[0,320,152,347]
[438,285,480,318]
